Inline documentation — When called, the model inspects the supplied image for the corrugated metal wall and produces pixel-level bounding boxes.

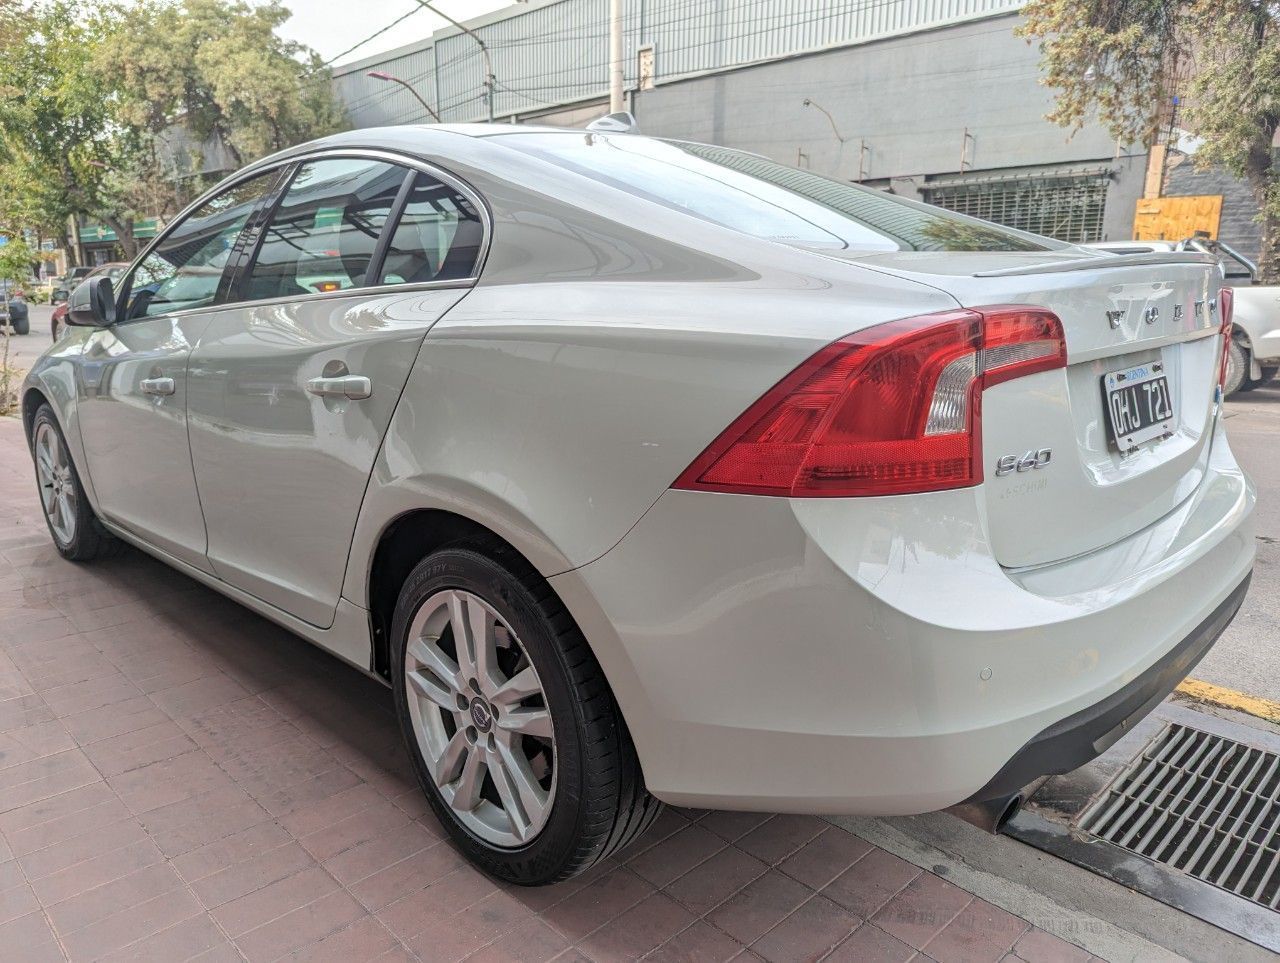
[333,0,1022,127]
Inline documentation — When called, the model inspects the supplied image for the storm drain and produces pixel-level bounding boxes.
[1077,722,1280,909]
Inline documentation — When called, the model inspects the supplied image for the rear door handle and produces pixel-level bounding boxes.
[140,377,175,396]
[306,375,372,400]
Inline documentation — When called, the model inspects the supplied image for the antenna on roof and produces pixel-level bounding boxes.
[586,111,639,133]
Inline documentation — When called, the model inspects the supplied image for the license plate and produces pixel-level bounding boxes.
[1103,361,1175,453]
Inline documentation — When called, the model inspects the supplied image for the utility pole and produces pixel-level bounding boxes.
[609,0,624,114]
[415,0,494,122]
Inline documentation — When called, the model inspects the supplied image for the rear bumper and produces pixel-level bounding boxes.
[966,572,1249,802]
[552,423,1255,815]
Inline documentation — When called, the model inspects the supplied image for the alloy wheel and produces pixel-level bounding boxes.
[404,588,557,848]
[34,422,76,545]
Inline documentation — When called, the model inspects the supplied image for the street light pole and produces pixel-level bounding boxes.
[414,0,495,123]
[367,71,441,122]
[609,0,624,114]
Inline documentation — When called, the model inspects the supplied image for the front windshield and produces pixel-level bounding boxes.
[498,132,1051,254]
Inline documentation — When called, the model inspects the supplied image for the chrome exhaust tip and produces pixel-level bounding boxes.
[945,791,1024,834]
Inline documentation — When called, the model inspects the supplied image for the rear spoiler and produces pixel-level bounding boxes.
[974,251,1220,278]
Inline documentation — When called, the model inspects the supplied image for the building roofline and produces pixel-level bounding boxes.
[331,0,565,76]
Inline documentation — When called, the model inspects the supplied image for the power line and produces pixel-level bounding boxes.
[323,4,430,68]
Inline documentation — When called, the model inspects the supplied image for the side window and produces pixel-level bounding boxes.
[124,173,277,320]
[377,172,484,285]
[241,158,406,302]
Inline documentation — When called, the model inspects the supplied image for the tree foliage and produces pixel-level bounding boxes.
[96,0,345,169]
[1018,0,1280,280]
[0,0,117,251]
[0,0,345,261]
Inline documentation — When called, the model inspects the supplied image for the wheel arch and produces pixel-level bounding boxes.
[21,386,50,444]
[366,508,544,680]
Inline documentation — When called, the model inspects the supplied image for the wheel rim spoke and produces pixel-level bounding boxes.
[407,666,459,712]
[451,745,487,813]
[490,666,540,707]
[492,738,549,841]
[498,706,553,740]
[467,599,500,688]
[447,591,478,681]
[36,445,54,480]
[433,728,468,785]
[407,636,465,700]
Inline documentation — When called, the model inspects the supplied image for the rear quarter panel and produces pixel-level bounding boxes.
[340,134,958,602]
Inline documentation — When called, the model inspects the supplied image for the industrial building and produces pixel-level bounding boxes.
[333,0,1152,245]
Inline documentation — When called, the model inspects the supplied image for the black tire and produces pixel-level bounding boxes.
[30,405,123,561]
[1223,338,1249,396]
[391,544,660,885]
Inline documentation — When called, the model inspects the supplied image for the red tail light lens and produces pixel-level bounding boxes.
[1217,287,1234,390]
[672,306,1066,498]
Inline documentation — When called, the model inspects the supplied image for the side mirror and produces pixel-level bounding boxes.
[67,276,116,327]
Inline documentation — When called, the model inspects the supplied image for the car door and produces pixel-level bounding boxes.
[77,171,284,570]
[186,154,486,627]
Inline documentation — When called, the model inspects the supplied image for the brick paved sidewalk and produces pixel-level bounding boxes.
[0,417,1098,962]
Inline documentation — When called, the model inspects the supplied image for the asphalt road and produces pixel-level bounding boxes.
[5,301,55,369]
[7,303,1278,699]
[1197,378,1280,701]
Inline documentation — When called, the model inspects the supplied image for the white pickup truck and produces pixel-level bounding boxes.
[1086,238,1280,395]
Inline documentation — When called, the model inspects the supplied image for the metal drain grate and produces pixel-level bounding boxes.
[1078,723,1280,909]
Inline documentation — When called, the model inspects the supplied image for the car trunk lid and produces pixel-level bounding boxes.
[842,249,1225,569]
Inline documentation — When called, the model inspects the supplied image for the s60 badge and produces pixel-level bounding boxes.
[995,448,1052,476]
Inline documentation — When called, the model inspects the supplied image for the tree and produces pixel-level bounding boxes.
[0,0,345,261]
[0,0,119,262]
[1018,1,1280,282]
[0,235,35,413]
[96,0,345,172]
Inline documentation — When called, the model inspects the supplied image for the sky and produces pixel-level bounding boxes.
[274,0,511,67]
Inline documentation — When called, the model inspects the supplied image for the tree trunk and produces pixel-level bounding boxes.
[1244,121,1280,285]
[102,214,139,260]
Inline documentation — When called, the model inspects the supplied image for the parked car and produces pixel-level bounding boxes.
[1085,238,1280,394]
[50,265,94,305]
[22,125,1254,885]
[0,279,31,335]
[50,262,129,341]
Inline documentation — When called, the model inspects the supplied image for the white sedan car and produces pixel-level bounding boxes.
[23,124,1254,885]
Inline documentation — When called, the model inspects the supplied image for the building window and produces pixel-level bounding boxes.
[924,168,1111,244]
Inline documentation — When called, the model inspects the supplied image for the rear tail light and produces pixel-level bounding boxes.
[1217,287,1235,390]
[672,306,1066,497]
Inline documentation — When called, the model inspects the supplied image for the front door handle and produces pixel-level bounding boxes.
[306,375,372,400]
[140,377,176,396]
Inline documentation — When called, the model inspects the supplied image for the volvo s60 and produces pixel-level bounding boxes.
[23,124,1254,885]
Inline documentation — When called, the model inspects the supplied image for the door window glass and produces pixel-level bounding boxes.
[241,158,406,302]
[123,172,278,320]
[376,172,484,285]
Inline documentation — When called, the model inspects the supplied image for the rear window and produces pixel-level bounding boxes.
[498,133,1050,253]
